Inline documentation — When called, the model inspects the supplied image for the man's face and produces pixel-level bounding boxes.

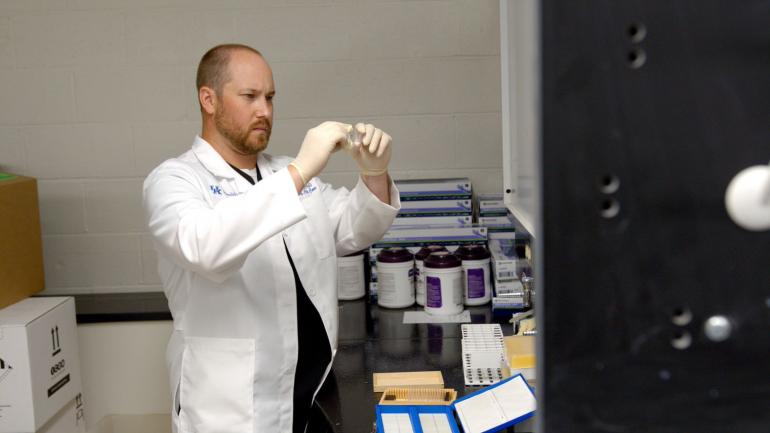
[214,50,275,155]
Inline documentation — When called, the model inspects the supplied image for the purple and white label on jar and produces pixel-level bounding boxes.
[426,276,442,308]
[467,268,485,298]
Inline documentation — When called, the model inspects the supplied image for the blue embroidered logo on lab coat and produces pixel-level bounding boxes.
[300,182,317,197]
[209,185,223,195]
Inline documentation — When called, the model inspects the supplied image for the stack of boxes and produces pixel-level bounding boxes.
[395,178,473,222]
[475,193,516,240]
[369,178,487,300]
[0,174,45,309]
[489,239,531,312]
[0,173,86,433]
[0,298,86,433]
[474,193,533,313]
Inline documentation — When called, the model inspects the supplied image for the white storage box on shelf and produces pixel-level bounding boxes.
[391,215,473,227]
[0,297,82,433]
[488,239,520,282]
[395,178,472,201]
[375,226,488,250]
[476,193,508,216]
[478,215,515,227]
[398,199,473,216]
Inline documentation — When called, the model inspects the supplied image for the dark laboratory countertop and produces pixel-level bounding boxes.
[41,292,526,431]
[314,298,521,433]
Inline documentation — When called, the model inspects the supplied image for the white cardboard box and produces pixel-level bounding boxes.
[476,193,508,215]
[394,178,472,199]
[488,239,519,281]
[38,394,86,433]
[0,297,82,433]
[391,215,473,227]
[478,215,514,226]
[375,225,487,248]
[398,199,472,216]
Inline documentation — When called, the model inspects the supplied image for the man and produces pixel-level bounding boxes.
[142,44,400,433]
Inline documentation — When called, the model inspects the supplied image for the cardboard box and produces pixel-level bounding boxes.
[488,230,516,240]
[375,225,487,249]
[0,297,83,433]
[476,193,508,216]
[391,215,472,227]
[0,173,44,309]
[398,199,472,216]
[494,279,525,296]
[478,215,514,226]
[38,394,86,433]
[489,239,519,281]
[395,178,472,200]
[492,295,529,311]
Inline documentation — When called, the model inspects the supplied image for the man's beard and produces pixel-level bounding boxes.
[214,106,271,155]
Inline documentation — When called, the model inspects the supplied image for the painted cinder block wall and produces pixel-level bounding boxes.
[0,0,502,296]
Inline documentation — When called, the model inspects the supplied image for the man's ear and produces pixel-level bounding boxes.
[199,86,217,115]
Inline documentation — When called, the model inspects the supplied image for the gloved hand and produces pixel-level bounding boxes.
[347,123,392,176]
[291,121,350,184]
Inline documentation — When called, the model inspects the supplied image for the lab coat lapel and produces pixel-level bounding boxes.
[191,135,256,192]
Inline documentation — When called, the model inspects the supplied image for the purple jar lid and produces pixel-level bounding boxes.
[377,247,414,263]
[424,251,461,268]
[415,245,448,260]
[455,245,490,260]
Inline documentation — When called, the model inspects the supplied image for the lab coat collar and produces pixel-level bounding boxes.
[191,135,273,183]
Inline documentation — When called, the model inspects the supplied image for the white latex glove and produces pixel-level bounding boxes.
[347,123,392,176]
[291,121,350,184]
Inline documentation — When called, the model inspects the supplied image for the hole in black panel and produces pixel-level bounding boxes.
[600,199,620,218]
[627,48,647,69]
[671,306,693,326]
[627,23,647,43]
[599,174,620,193]
[671,330,692,350]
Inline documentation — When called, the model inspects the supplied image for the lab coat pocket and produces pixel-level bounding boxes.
[179,337,255,433]
[171,383,181,433]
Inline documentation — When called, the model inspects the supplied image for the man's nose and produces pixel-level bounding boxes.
[254,97,271,117]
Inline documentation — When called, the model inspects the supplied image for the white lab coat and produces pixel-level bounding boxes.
[142,136,400,433]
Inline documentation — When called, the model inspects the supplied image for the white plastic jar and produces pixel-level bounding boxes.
[337,252,366,300]
[456,245,492,306]
[376,247,415,308]
[423,251,463,315]
[414,245,448,306]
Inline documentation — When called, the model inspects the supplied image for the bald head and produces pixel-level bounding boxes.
[196,44,263,96]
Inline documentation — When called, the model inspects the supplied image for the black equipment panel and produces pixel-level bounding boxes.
[541,1,770,432]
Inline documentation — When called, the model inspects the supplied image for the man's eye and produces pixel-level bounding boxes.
[267,95,274,101]
[242,94,255,99]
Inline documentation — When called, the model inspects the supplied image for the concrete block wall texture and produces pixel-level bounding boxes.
[0,0,503,295]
